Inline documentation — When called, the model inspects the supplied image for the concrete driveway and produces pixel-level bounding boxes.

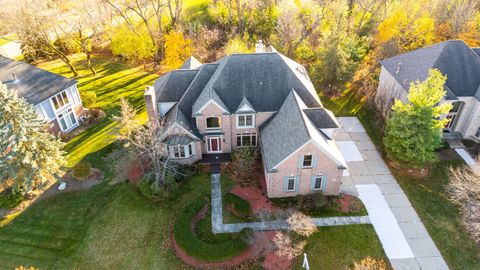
[336,117,449,270]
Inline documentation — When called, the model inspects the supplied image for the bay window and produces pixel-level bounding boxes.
[168,142,195,159]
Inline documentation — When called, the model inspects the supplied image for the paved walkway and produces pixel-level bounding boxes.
[336,117,449,270]
[210,171,370,234]
[454,148,476,168]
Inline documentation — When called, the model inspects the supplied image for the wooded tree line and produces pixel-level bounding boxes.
[2,0,480,93]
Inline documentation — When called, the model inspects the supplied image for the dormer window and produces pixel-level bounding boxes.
[206,117,220,129]
[237,114,254,128]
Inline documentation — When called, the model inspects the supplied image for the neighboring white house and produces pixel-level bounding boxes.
[375,40,480,141]
[0,55,84,134]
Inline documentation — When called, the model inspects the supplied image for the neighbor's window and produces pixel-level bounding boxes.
[51,91,70,110]
[236,133,257,147]
[206,117,220,129]
[169,143,195,159]
[476,127,480,138]
[58,108,77,131]
[286,176,295,192]
[303,155,313,167]
[313,175,323,190]
[237,114,254,128]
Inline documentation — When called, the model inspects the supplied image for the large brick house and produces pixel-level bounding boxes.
[375,40,480,141]
[0,56,83,134]
[145,48,347,198]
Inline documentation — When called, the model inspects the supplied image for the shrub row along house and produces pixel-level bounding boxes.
[375,40,480,141]
[0,56,83,134]
[144,45,347,198]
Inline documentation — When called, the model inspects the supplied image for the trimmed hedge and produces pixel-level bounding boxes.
[173,200,249,262]
[223,193,251,218]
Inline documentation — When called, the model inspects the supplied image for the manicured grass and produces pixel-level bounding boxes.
[292,225,389,269]
[0,174,215,269]
[393,162,480,269]
[223,192,252,218]
[174,200,249,262]
[0,38,10,46]
[36,54,158,170]
[319,88,480,269]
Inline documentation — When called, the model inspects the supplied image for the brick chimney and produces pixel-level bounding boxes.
[144,85,157,127]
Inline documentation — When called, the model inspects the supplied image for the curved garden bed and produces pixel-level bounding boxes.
[172,200,251,266]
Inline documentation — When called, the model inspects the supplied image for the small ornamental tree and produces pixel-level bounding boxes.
[273,211,316,260]
[0,83,66,193]
[384,69,452,167]
[113,98,139,145]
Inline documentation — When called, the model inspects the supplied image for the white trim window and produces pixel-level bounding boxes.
[286,176,296,192]
[303,154,313,167]
[236,133,257,147]
[168,142,195,159]
[51,91,70,111]
[206,117,221,129]
[58,108,78,131]
[236,114,255,128]
[313,175,323,190]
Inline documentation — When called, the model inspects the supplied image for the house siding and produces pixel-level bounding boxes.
[454,97,480,139]
[374,66,408,115]
[265,141,343,198]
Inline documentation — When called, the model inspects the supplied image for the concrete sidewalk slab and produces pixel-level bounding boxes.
[357,184,415,259]
[338,117,366,133]
[365,160,391,175]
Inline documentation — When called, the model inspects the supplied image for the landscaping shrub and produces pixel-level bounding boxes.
[72,161,92,180]
[137,175,172,200]
[0,188,24,209]
[223,192,251,218]
[229,148,259,186]
[80,91,97,108]
[173,200,249,262]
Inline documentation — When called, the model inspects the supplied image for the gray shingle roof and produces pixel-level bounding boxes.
[303,108,339,129]
[190,53,322,115]
[0,56,76,105]
[155,69,198,102]
[180,56,203,70]
[380,40,480,100]
[260,90,311,171]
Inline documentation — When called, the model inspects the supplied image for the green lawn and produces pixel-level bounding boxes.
[36,54,158,172]
[320,88,480,269]
[292,225,388,269]
[0,38,10,46]
[0,174,214,269]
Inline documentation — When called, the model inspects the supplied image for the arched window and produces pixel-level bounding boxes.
[206,117,220,129]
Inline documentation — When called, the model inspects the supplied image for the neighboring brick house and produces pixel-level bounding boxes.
[145,49,347,198]
[375,40,480,141]
[0,56,83,134]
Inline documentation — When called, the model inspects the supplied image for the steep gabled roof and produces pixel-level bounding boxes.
[154,69,198,102]
[235,96,256,113]
[0,56,76,105]
[380,40,480,100]
[260,90,346,172]
[180,56,203,70]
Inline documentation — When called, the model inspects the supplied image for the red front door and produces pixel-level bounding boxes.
[208,137,222,153]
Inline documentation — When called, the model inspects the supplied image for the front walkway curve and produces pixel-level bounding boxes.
[210,170,370,234]
[336,117,449,270]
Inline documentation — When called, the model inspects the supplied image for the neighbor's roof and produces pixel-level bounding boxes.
[260,90,346,172]
[0,56,76,105]
[180,56,203,70]
[380,40,480,100]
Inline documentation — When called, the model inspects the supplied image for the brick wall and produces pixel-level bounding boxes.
[265,141,343,198]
